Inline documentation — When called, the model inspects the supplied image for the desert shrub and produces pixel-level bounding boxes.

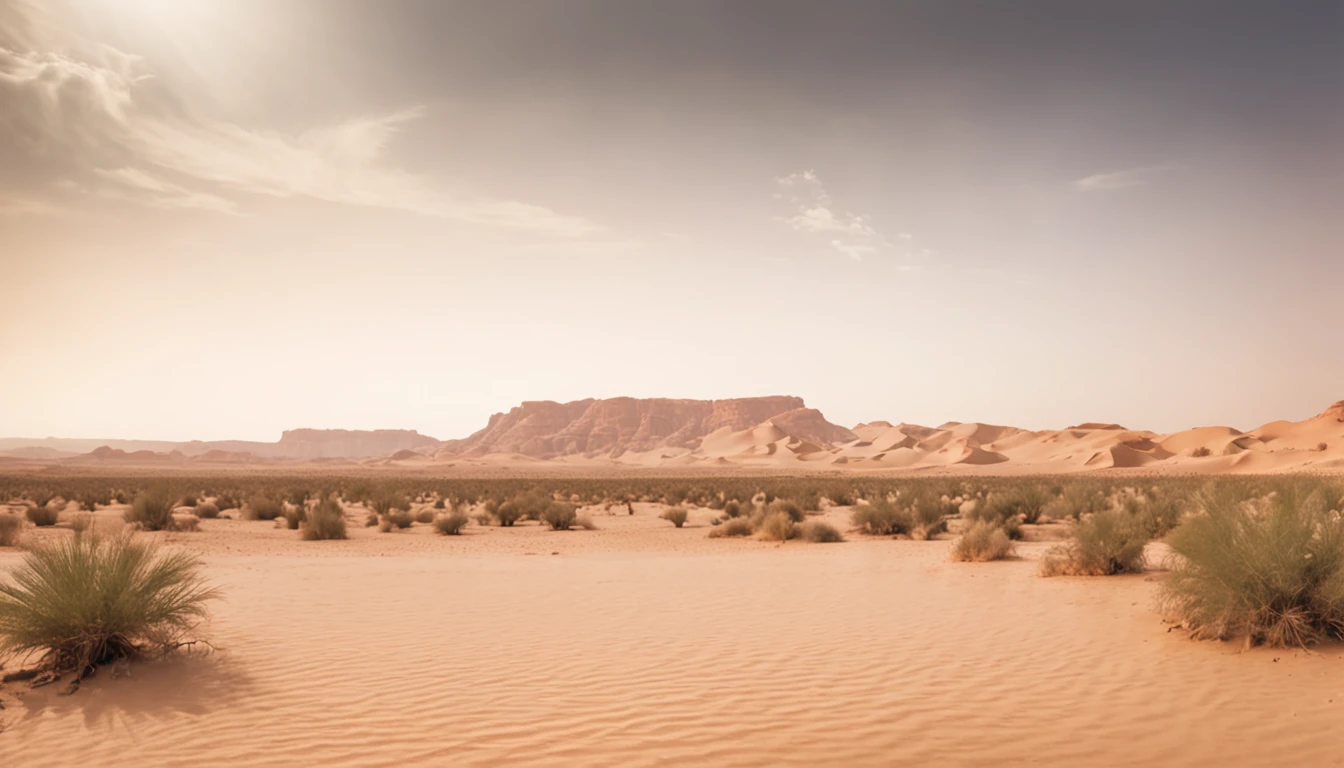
[951,521,1015,562]
[364,511,379,527]
[828,491,856,507]
[542,502,577,531]
[708,517,754,538]
[433,512,469,535]
[194,502,220,520]
[0,513,22,547]
[851,500,912,536]
[471,511,493,526]
[963,496,1024,540]
[414,508,435,524]
[722,500,742,518]
[387,509,415,530]
[245,496,284,521]
[214,494,239,511]
[903,488,951,539]
[1191,446,1213,458]
[0,532,219,678]
[68,513,93,534]
[1162,482,1344,647]
[124,491,175,532]
[26,504,60,527]
[1000,484,1052,524]
[660,506,689,528]
[1125,495,1184,538]
[370,492,410,516]
[1318,442,1329,452]
[179,494,198,508]
[757,511,796,542]
[1054,483,1107,520]
[433,497,446,510]
[706,495,726,510]
[766,499,804,523]
[798,520,844,543]
[302,498,348,540]
[494,501,522,527]
[280,506,305,530]
[1042,509,1147,576]
[79,493,101,512]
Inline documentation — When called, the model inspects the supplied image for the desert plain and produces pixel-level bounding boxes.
[2,396,1344,767]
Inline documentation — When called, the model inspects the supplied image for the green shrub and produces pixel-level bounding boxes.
[1162,482,1344,647]
[245,497,284,521]
[660,506,689,528]
[951,521,1015,562]
[542,502,577,530]
[0,532,219,677]
[433,512,469,535]
[302,498,347,540]
[798,520,844,543]
[124,491,175,532]
[1042,509,1147,576]
[26,504,60,527]
[963,496,1024,540]
[0,513,21,547]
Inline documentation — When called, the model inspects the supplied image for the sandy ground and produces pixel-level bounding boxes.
[3,503,1344,767]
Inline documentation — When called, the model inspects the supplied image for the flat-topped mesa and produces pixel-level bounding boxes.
[275,429,438,459]
[437,396,847,458]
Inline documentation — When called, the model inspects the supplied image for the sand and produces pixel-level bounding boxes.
[4,503,1344,766]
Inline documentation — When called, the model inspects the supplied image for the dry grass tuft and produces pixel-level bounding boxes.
[797,519,844,543]
[302,498,348,541]
[951,521,1015,562]
[0,532,219,679]
[433,512,469,535]
[660,506,689,528]
[1041,509,1147,576]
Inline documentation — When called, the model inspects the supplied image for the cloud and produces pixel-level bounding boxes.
[1074,165,1174,192]
[774,170,887,261]
[0,19,596,235]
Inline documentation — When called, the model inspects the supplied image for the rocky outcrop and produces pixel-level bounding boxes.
[436,396,848,458]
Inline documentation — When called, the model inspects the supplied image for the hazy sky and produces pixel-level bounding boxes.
[1,0,1341,441]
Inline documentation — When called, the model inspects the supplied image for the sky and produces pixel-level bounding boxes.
[1,0,1341,441]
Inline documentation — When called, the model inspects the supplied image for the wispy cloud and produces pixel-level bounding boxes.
[0,22,597,235]
[1074,165,1174,192]
[774,170,888,261]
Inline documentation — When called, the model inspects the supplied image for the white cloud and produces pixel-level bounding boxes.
[0,24,597,235]
[1074,165,1174,192]
[774,170,887,261]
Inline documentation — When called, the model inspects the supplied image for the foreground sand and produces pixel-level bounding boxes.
[3,505,1344,766]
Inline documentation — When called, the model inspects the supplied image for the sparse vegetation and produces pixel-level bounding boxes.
[0,532,219,680]
[660,506,689,528]
[302,498,347,540]
[1191,446,1213,458]
[1162,481,1344,647]
[951,521,1015,562]
[194,502,220,519]
[433,512,469,535]
[542,502,577,530]
[123,491,176,532]
[757,511,796,542]
[26,504,60,527]
[1041,509,1147,576]
[0,513,22,547]
[245,496,284,521]
[708,517,754,538]
[798,519,844,543]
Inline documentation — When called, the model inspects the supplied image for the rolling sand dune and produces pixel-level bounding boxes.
[4,505,1344,766]
[3,398,1343,475]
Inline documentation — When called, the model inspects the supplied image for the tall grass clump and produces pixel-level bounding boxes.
[1041,508,1147,576]
[951,521,1015,562]
[660,506,689,528]
[123,491,176,532]
[302,498,347,541]
[0,532,219,679]
[0,513,22,547]
[1162,482,1344,648]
